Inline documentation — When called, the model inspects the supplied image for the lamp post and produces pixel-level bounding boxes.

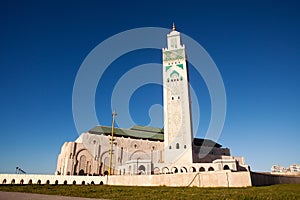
[108,111,117,175]
[136,157,140,175]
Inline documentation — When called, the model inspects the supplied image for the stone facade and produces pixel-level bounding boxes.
[56,125,249,176]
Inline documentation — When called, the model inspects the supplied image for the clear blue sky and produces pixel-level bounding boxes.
[0,0,299,174]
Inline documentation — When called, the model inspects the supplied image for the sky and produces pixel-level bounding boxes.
[0,0,299,174]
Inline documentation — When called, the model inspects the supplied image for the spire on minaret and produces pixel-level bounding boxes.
[172,22,176,31]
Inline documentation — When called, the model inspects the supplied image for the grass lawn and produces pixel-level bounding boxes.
[0,184,300,199]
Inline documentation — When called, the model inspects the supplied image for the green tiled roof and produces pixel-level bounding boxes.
[89,125,222,147]
[89,125,164,141]
[130,125,164,133]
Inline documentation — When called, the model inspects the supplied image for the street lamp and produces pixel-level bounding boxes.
[136,157,140,175]
[108,111,117,175]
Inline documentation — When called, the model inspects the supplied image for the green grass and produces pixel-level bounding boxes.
[0,184,300,199]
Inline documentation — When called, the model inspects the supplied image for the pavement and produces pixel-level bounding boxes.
[0,191,106,200]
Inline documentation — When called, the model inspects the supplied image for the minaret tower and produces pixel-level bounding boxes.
[162,24,193,164]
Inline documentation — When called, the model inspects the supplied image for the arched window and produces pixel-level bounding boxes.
[79,169,85,175]
[199,167,205,172]
[162,167,169,174]
[46,180,50,184]
[169,146,172,149]
[73,180,76,185]
[153,167,160,175]
[208,167,214,171]
[138,165,146,175]
[180,167,187,173]
[171,167,178,173]
[190,167,196,172]
[82,181,85,185]
[223,165,230,170]
[176,143,179,149]
[64,180,67,185]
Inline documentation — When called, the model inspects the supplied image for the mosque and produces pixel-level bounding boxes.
[56,25,249,176]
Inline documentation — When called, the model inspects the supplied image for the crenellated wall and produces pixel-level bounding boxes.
[0,171,252,187]
[0,174,106,185]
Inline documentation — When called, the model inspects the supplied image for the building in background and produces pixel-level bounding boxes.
[271,164,300,174]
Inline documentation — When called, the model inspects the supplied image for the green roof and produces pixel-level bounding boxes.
[89,125,164,141]
[130,125,164,133]
[88,125,221,147]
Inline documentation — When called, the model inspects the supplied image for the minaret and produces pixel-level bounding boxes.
[162,24,193,164]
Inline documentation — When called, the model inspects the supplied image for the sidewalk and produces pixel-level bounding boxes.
[0,191,106,200]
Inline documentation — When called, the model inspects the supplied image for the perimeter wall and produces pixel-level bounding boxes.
[0,171,251,187]
[250,172,300,186]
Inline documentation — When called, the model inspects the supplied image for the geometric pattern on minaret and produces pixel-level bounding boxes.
[162,24,193,164]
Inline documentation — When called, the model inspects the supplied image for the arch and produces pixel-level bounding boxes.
[129,150,149,160]
[180,167,187,173]
[104,170,108,176]
[100,181,103,185]
[199,167,205,172]
[2,179,6,184]
[28,179,32,184]
[63,180,67,185]
[208,167,214,171]
[81,181,85,185]
[73,180,76,185]
[223,165,230,170]
[20,179,24,184]
[46,180,50,184]
[11,179,15,184]
[55,180,59,185]
[138,165,146,174]
[74,149,91,175]
[190,167,196,172]
[171,167,178,173]
[79,155,87,173]
[91,181,95,185]
[153,167,160,175]
[37,180,41,185]
[176,143,179,149]
[162,167,169,174]
[79,169,85,176]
